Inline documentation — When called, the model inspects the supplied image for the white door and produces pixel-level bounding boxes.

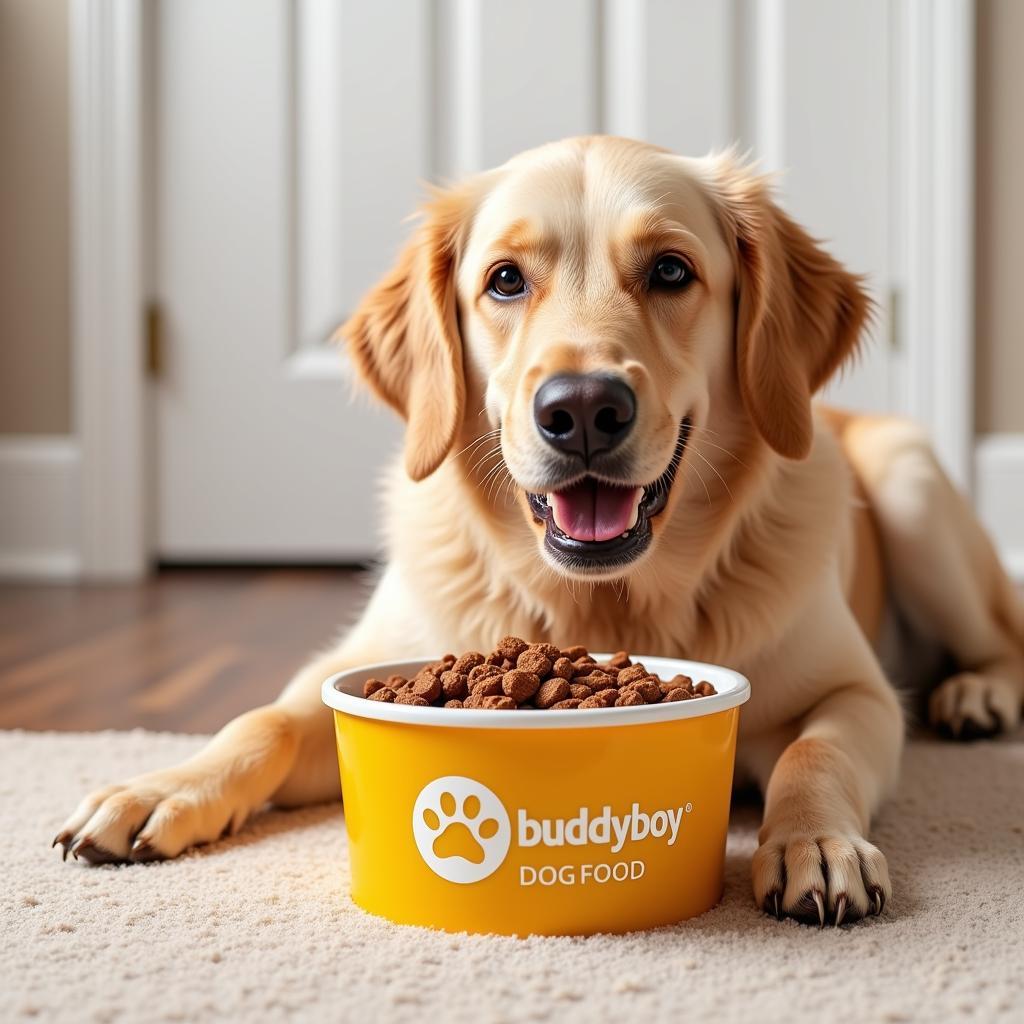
[153,0,902,561]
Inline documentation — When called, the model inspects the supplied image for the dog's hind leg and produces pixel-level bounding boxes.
[845,416,1024,738]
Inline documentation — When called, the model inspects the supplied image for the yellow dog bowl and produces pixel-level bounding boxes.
[322,656,749,937]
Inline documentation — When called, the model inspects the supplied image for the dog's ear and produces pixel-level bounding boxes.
[709,158,870,459]
[340,187,472,481]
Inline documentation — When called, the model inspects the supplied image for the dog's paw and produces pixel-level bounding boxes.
[929,672,1022,741]
[752,829,890,926]
[53,771,244,865]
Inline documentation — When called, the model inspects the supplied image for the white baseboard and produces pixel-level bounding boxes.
[975,433,1024,583]
[0,437,81,581]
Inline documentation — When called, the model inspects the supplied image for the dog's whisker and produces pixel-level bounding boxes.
[689,443,734,501]
[479,460,508,499]
[452,428,502,462]
[684,429,747,467]
[686,461,712,506]
[466,445,505,478]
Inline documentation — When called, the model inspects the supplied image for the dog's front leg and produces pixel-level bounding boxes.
[54,568,428,863]
[748,674,904,925]
[743,591,905,926]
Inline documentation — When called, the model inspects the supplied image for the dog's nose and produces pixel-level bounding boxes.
[533,373,636,461]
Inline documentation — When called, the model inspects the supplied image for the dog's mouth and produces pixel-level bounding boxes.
[526,419,691,573]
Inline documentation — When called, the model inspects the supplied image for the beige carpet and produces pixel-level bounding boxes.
[4,729,1023,1024]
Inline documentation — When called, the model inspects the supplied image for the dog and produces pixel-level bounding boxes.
[55,137,1024,925]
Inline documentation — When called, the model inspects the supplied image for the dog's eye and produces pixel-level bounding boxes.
[649,255,692,290]
[487,264,527,299]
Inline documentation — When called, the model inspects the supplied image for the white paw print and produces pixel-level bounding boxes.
[412,776,511,883]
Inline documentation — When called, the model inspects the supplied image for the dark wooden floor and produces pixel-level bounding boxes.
[0,568,370,732]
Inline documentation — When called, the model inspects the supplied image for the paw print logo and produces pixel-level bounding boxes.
[412,776,511,884]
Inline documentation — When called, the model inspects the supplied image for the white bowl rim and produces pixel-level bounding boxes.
[322,654,750,731]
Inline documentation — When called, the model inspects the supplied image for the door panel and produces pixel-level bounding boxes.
[155,0,400,559]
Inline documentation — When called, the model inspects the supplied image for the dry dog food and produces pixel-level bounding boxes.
[360,639,717,711]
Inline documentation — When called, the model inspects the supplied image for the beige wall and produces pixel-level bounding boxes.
[0,0,71,435]
[976,0,1024,434]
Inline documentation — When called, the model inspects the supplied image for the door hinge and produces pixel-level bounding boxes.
[146,302,164,378]
[888,286,902,352]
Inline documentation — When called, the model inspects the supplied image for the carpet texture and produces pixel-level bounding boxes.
[4,729,1023,1023]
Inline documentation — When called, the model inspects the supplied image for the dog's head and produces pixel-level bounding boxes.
[344,137,868,580]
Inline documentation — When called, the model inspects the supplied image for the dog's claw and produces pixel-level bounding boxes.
[812,890,825,927]
[72,836,121,865]
[130,838,161,863]
[772,892,781,920]
[872,889,883,916]
[834,894,848,927]
[53,831,74,860]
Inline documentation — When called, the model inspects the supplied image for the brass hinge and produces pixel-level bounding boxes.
[888,286,902,352]
[145,302,163,378]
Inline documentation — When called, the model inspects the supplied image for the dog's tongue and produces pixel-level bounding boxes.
[549,480,642,543]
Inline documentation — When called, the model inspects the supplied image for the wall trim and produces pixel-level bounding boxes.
[0,437,81,580]
[975,433,1024,583]
[70,0,148,579]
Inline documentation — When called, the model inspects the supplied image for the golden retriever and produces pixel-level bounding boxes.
[55,137,1024,926]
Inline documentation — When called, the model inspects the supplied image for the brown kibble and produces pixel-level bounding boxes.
[502,670,541,703]
[627,679,662,704]
[550,657,575,680]
[359,645,702,713]
[617,664,649,685]
[496,635,530,661]
[576,671,616,691]
[483,694,517,710]
[440,670,469,701]
[471,676,504,698]
[411,673,442,703]
[664,687,692,702]
[452,652,485,674]
[395,691,429,706]
[468,663,503,685]
[535,677,570,709]
[517,650,553,676]
[529,642,562,662]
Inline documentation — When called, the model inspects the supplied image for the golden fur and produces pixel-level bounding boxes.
[56,138,1024,925]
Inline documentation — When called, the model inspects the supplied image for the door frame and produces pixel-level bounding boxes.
[70,0,975,579]
[71,0,149,579]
